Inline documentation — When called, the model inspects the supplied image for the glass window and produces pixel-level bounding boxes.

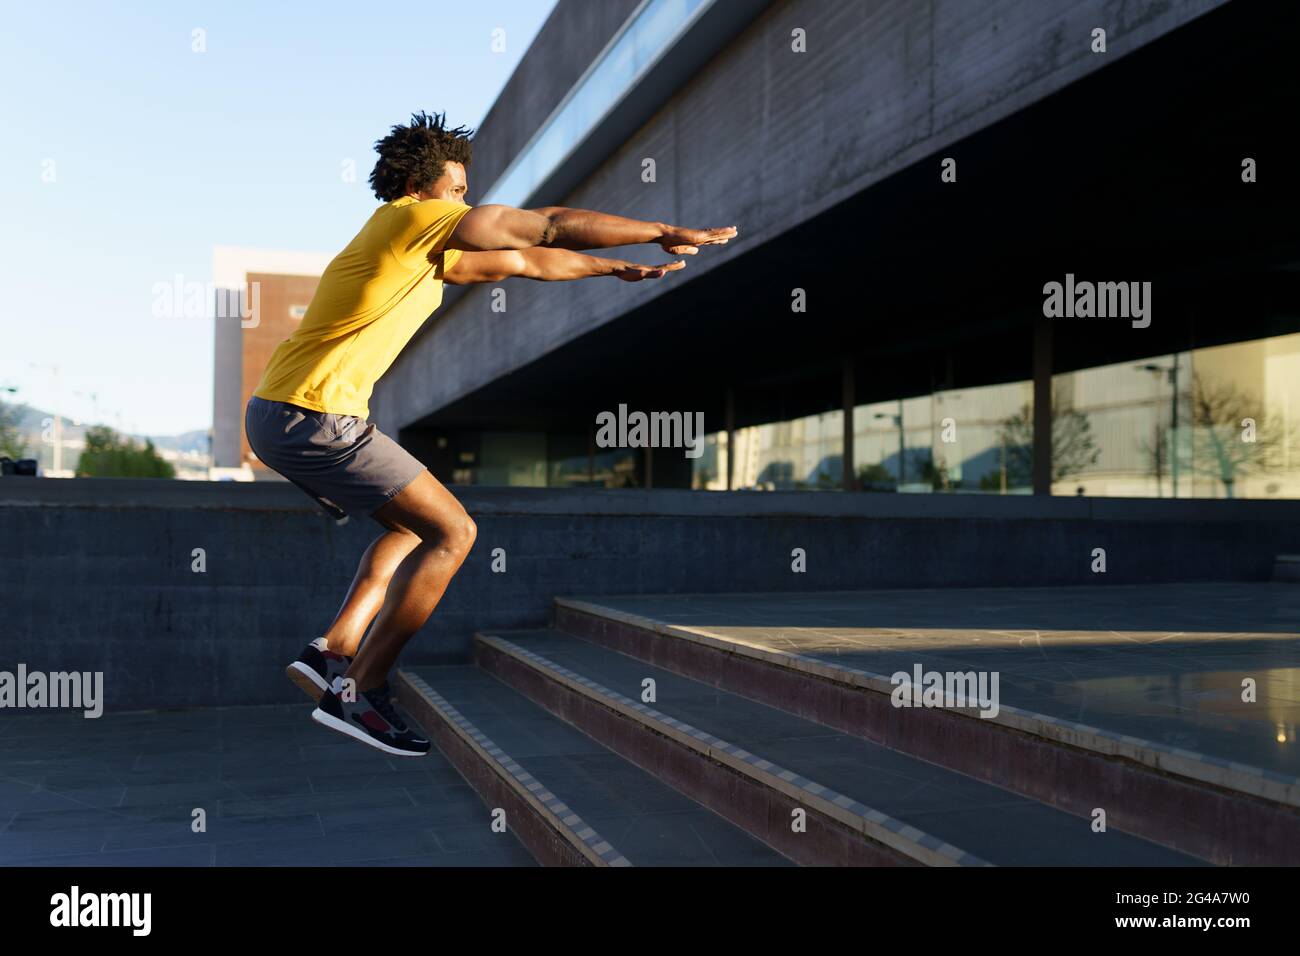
[1053,334,1300,499]
[482,0,712,207]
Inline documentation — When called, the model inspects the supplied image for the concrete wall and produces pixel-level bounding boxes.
[372,0,1226,437]
[2,476,1296,711]
[467,0,644,196]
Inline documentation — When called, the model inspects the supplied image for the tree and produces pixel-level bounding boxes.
[909,447,957,491]
[1181,374,1290,498]
[0,398,28,460]
[856,462,896,492]
[76,425,175,478]
[980,394,1100,490]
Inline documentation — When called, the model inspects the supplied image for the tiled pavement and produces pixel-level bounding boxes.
[570,583,1300,775]
[0,702,534,866]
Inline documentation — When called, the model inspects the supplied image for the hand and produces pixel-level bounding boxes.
[658,224,738,255]
[611,260,686,282]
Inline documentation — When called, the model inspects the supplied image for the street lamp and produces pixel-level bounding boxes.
[874,400,905,486]
[23,363,68,474]
[1137,357,1181,497]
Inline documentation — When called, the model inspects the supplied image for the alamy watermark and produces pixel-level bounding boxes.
[1,665,103,718]
[152,274,261,327]
[595,404,705,459]
[50,886,151,936]
[890,664,1000,719]
[1043,273,1150,328]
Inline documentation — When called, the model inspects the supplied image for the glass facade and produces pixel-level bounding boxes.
[446,430,642,489]
[693,384,1035,494]
[1053,334,1300,499]
[471,432,548,487]
[439,333,1300,498]
[685,332,1300,499]
[549,448,641,488]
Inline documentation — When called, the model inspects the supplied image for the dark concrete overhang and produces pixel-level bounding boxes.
[410,0,1300,438]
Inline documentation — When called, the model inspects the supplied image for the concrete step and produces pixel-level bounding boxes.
[553,590,1300,866]
[394,664,792,867]
[474,629,1200,867]
[1276,555,1300,582]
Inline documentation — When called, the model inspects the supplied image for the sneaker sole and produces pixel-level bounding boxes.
[310,705,430,758]
[286,661,328,702]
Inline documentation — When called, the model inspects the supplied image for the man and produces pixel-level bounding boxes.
[245,112,737,756]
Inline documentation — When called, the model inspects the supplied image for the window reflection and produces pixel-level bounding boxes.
[689,332,1300,498]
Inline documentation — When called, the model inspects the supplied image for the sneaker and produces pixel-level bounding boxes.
[311,680,431,757]
[285,638,352,702]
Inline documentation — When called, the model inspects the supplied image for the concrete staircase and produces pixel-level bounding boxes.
[396,663,789,866]
[546,595,1300,866]
[393,590,1299,866]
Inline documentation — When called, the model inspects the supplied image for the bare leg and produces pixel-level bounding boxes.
[345,471,476,692]
[321,529,421,658]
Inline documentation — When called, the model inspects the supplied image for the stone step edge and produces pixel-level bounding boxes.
[477,632,992,868]
[395,668,631,867]
[553,598,1300,810]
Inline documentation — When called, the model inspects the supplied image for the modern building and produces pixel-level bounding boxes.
[211,246,332,476]
[368,0,1299,500]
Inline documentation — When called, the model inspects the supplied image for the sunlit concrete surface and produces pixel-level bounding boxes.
[569,583,1300,776]
[0,704,533,866]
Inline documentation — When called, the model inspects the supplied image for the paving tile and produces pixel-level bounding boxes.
[445,719,610,760]
[0,835,117,863]
[208,773,314,798]
[350,845,537,867]
[307,765,466,793]
[5,804,184,833]
[429,823,528,854]
[900,801,1206,867]
[583,810,794,867]
[103,811,324,851]
[0,786,126,814]
[513,752,704,816]
[17,844,216,867]
[0,699,519,865]
[321,786,486,832]
[220,788,413,819]
[213,827,444,866]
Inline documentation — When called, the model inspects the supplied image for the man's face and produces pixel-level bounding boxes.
[419,161,468,204]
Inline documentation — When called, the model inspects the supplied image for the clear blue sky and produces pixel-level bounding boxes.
[0,0,556,437]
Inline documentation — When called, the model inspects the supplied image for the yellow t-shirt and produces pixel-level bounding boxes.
[254,196,472,419]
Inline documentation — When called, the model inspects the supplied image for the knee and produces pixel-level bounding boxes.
[436,512,476,559]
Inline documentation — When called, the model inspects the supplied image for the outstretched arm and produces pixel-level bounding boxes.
[447,203,737,255]
[443,248,687,285]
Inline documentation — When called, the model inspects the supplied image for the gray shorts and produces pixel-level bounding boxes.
[244,396,426,520]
